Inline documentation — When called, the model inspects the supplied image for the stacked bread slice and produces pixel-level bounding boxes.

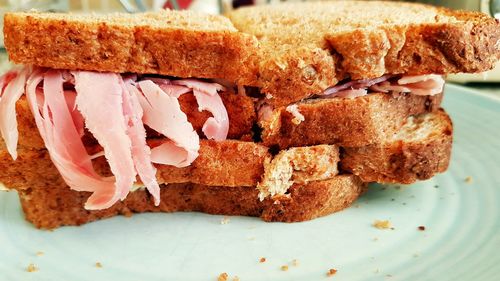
[0,1,498,229]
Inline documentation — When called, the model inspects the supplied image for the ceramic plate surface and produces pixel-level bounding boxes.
[0,84,499,281]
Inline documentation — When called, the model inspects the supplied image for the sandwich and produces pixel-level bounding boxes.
[0,1,498,229]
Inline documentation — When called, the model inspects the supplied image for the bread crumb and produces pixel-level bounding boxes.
[232,276,240,281]
[418,226,426,231]
[218,272,229,281]
[280,265,289,271]
[95,262,103,268]
[26,263,38,272]
[259,257,266,263]
[220,217,230,225]
[373,220,391,229]
[35,251,44,257]
[465,176,472,184]
[326,268,337,277]
[291,259,299,267]
[373,237,379,241]
[286,104,305,125]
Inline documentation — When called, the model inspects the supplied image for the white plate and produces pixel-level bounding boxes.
[0,84,499,281]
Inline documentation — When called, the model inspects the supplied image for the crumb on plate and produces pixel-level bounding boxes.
[218,272,229,281]
[418,226,426,231]
[291,259,299,267]
[327,268,337,277]
[232,276,240,281]
[35,251,44,257]
[26,263,38,272]
[373,220,391,229]
[465,176,472,184]
[221,217,230,225]
[281,265,289,271]
[259,257,266,263]
[95,262,103,268]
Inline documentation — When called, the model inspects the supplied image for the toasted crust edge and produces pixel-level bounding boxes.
[18,175,365,229]
[4,12,259,84]
[341,109,453,184]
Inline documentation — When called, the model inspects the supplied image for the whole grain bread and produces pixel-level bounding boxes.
[5,3,500,108]
[3,10,259,84]
[0,140,341,189]
[261,92,442,149]
[17,175,365,229]
[0,140,270,189]
[257,145,340,199]
[341,109,453,183]
[227,1,500,106]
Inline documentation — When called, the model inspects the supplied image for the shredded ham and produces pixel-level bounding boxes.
[0,68,28,159]
[26,70,118,210]
[135,80,200,167]
[0,66,229,210]
[320,74,444,98]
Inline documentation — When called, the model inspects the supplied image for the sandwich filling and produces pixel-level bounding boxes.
[0,66,229,209]
[259,74,445,123]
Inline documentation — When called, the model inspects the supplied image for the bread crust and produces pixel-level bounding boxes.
[0,140,270,189]
[4,5,499,108]
[341,109,453,183]
[17,175,365,229]
[228,2,500,106]
[261,93,443,149]
[4,11,259,84]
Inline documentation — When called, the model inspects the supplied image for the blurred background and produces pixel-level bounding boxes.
[0,0,499,87]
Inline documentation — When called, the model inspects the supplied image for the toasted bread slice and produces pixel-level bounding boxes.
[4,10,259,84]
[11,90,256,151]
[261,92,442,149]
[17,175,365,229]
[341,109,453,184]
[227,1,500,106]
[0,140,270,189]
[0,140,340,189]
[257,145,340,199]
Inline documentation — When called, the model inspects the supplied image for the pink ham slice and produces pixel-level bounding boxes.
[134,80,200,167]
[396,74,445,96]
[119,79,160,205]
[0,68,28,160]
[320,74,444,98]
[173,79,229,140]
[1,67,230,210]
[192,89,229,141]
[26,70,118,210]
[73,71,138,203]
[173,79,225,96]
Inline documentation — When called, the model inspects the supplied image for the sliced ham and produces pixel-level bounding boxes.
[73,71,137,203]
[173,79,229,140]
[173,79,225,96]
[119,79,160,206]
[320,74,444,98]
[192,89,229,141]
[397,74,445,96]
[134,80,200,167]
[0,68,28,159]
[0,67,231,210]
[26,70,118,210]
[321,75,392,97]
